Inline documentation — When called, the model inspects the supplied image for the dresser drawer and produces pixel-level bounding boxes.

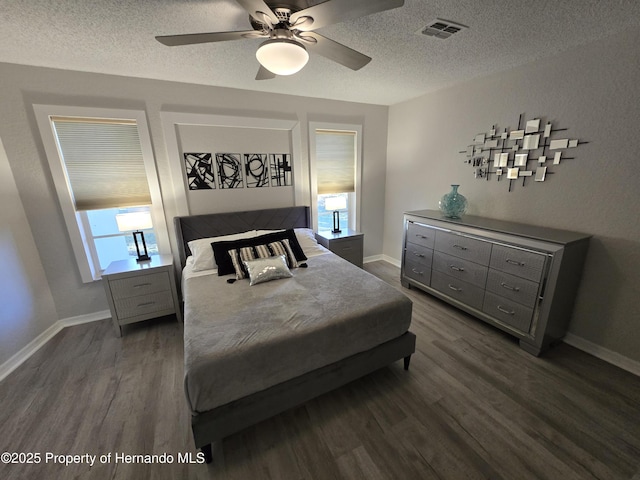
[109,272,171,300]
[490,244,546,282]
[405,243,433,267]
[435,230,492,265]
[482,291,533,332]
[404,258,432,285]
[113,290,175,320]
[406,222,435,249]
[486,269,540,309]
[432,251,488,288]
[431,271,485,310]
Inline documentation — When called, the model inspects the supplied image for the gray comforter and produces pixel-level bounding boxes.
[183,252,412,414]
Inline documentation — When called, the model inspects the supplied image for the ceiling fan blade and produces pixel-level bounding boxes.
[256,65,277,80]
[290,0,404,32]
[156,30,260,47]
[302,32,371,71]
[235,0,279,25]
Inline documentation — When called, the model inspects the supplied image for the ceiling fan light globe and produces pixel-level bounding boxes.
[256,39,309,75]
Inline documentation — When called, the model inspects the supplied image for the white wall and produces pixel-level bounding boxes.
[0,138,58,366]
[0,62,389,343]
[384,27,640,362]
[177,124,294,215]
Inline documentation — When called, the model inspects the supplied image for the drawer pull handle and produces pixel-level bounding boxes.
[453,244,468,251]
[137,301,155,307]
[134,282,152,288]
[413,252,425,258]
[448,284,462,292]
[416,234,429,239]
[449,265,464,272]
[506,258,525,266]
[411,268,424,275]
[500,282,520,292]
[497,305,515,315]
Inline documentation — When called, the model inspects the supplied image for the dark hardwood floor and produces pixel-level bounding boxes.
[1,261,639,480]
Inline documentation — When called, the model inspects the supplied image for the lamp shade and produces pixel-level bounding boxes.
[325,196,347,211]
[256,39,309,75]
[115,211,153,232]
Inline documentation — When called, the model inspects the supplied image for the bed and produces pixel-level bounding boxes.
[174,206,416,463]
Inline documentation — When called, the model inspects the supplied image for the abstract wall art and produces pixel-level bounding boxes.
[243,153,270,188]
[215,153,244,189]
[183,152,215,190]
[461,113,588,191]
[270,153,292,187]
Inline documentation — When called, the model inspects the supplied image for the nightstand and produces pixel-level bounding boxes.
[102,254,182,337]
[315,229,364,268]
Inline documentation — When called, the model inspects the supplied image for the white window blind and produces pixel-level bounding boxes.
[315,129,356,195]
[52,117,152,210]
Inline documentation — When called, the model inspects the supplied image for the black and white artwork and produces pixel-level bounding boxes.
[270,153,292,187]
[243,154,270,188]
[184,152,215,190]
[216,153,244,189]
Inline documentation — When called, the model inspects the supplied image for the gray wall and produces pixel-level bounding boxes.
[0,138,58,366]
[384,27,640,362]
[0,63,388,362]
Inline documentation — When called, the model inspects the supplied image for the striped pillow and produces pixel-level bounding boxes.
[228,239,299,280]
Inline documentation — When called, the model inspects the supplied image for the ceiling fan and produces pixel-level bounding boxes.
[155,0,404,80]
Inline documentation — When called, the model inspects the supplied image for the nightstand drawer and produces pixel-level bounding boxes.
[332,241,363,266]
[109,272,171,300]
[113,290,175,320]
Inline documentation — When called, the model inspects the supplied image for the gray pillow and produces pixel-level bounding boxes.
[242,255,293,286]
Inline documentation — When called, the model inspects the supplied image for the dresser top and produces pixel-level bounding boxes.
[405,209,590,245]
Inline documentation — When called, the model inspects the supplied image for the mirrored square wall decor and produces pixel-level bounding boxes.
[461,114,588,191]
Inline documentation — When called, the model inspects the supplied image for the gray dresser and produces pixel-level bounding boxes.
[401,210,590,355]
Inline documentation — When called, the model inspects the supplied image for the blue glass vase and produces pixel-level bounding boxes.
[439,184,468,219]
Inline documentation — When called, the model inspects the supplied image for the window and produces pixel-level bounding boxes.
[35,106,169,282]
[82,206,157,271]
[311,126,361,232]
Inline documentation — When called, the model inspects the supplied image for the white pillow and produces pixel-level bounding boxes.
[293,228,330,257]
[188,230,257,272]
[294,228,318,249]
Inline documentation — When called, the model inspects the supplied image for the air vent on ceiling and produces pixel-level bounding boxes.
[419,19,468,39]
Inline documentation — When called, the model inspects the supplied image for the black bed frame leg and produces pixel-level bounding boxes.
[201,444,213,464]
[404,355,412,371]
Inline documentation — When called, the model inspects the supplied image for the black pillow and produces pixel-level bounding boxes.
[212,229,307,276]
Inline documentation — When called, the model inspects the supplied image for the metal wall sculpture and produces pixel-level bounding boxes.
[462,114,587,191]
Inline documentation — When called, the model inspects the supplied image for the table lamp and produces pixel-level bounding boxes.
[324,196,347,234]
[115,211,153,262]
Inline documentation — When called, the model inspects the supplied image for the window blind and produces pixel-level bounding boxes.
[315,129,356,194]
[52,117,151,210]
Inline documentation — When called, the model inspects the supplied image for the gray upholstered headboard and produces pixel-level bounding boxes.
[174,206,311,269]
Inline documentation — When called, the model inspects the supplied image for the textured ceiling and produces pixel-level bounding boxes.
[2,0,640,105]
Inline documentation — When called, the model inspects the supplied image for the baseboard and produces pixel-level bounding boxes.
[363,254,401,268]
[563,333,640,377]
[382,255,401,268]
[0,310,110,382]
[363,254,384,264]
